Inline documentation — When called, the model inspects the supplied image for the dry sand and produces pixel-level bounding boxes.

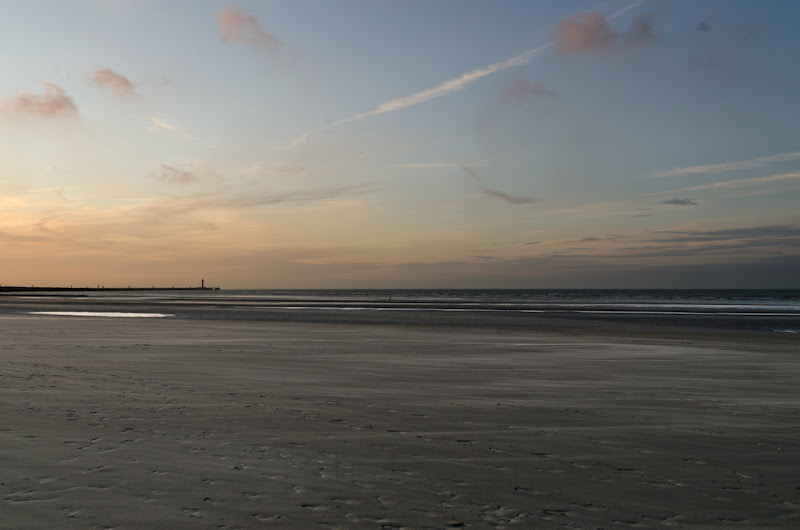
[1,314,799,528]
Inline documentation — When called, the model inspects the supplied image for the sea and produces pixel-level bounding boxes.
[3,288,800,335]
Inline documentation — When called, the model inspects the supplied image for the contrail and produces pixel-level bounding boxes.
[287,0,649,149]
[332,44,552,127]
[609,0,649,19]
[286,43,549,148]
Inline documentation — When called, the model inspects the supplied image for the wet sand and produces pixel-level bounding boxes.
[1,314,799,528]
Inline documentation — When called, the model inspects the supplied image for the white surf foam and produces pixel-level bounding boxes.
[29,311,173,318]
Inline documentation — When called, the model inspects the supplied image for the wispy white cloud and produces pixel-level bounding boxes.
[282,132,311,150]
[143,184,370,216]
[610,0,650,20]
[387,163,460,169]
[652,151,800,178]
[388,160,487,169]
[151,116,176,131]
[242,163,307,177]
[675,171,800,192]
[149,116,197,140]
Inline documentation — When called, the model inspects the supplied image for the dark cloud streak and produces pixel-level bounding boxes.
[481,187,539,205]
[660,198,698,206]
[627,13,655,44]
[506,78,556,105]
[461,166,539,205]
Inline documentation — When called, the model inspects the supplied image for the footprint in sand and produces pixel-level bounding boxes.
[514,485,547,496]
[242,492,264,500]
[332,497,361,506]
[481,505,528,524]
[81,465,111,474]
[570,502,610,513]
[301,503,331,511]
[6,492,34,503]
[252,513,283,522]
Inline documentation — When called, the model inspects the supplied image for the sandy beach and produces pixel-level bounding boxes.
[1,312,799,528]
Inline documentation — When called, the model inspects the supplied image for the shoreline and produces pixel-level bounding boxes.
[1,292,798,340]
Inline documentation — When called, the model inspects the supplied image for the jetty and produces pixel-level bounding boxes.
[0,282,220,294]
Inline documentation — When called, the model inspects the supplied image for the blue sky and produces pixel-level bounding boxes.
[1,0,799,288]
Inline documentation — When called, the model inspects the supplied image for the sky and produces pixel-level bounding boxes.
[1,0,800,289]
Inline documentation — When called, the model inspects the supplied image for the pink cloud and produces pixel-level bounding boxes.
[92,68,136,96]
[554,13,617,55]
[216,6,283,51]
[0,82,78,118]
[554,11,656,55]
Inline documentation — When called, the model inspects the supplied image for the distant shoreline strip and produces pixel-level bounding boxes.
[243,305,800,317]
